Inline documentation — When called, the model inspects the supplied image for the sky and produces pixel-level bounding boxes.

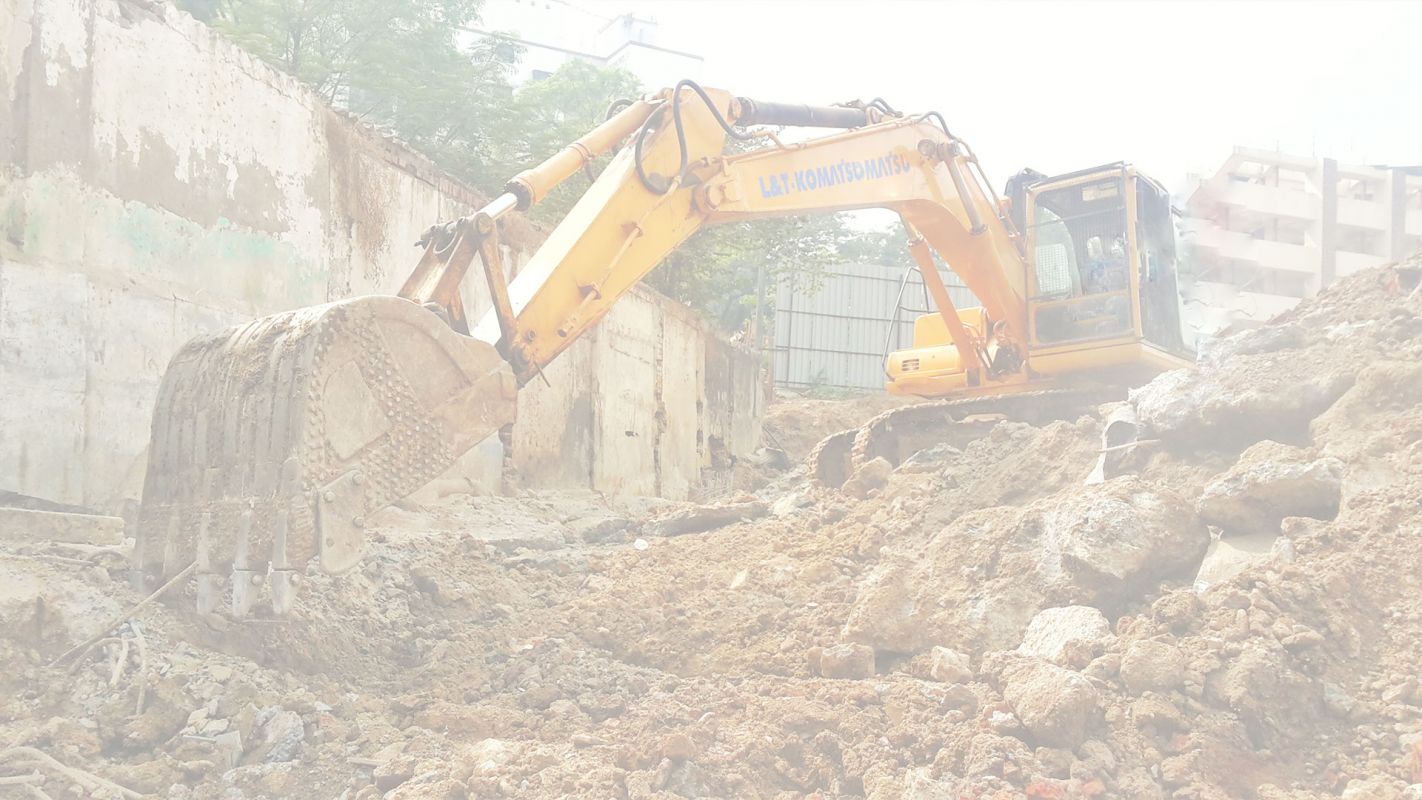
[574,0,1422,199]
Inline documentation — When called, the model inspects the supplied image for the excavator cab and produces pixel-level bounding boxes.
[1022,164,1191,372]
[885,163,1191,396]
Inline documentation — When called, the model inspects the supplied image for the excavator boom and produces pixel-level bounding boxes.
[136,81,1189,614]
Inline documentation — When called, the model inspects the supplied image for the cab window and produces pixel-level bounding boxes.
[1028,178,1133,345]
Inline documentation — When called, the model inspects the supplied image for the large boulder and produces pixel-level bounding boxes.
[1001,658,1103,747]
[1016,606,1113,668]
[1205,640,1321,746]
[1196,441,1343,533]
[1118,639,1187,694]
[927,646,973,683]
[1131,350,1355,447]
[1034,478,1210,606]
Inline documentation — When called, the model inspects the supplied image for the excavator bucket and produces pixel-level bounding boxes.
[135,296,516,615]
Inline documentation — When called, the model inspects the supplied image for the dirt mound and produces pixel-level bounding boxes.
[3,255,1422,799]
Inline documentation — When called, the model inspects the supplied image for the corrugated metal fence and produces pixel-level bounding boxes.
[772,263,977,392]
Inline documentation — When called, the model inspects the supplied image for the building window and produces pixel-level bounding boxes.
[531,69,552,81]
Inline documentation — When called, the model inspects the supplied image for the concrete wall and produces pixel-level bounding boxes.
[0,0,759,509]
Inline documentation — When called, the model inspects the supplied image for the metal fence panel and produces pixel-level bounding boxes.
[772,263,976,391]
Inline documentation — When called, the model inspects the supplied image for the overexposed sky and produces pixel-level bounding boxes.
[578,0,1422,195]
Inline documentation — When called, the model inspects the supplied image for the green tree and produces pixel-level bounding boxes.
[178,0,520,186]
[837,220,913,267]
[491,61,642,222]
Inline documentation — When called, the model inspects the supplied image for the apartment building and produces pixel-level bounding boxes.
[1183,147,1422,333]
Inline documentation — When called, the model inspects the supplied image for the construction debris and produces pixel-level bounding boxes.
[2,256,1422,798]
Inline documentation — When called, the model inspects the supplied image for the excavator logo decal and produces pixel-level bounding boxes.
[757,152,913,199]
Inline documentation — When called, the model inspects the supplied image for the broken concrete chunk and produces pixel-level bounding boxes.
[0,506,125,545]
[1196,440,1343,534]
[840,456,892,499]
[648,501,767,537]
[818,643,875,679]
[927,645,973,683]
[1001,658,1103,747]
[770,492,811,517]
[567,515,632,543]
[1118,639,1186,694]
[1193,530,1282,592]
[1017,606,1112,668]
[248,708,304,763]
[1037,478,1209,606]
[1131,361,1354,446]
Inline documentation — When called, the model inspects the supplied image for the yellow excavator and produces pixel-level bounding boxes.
[135,82,1192,614]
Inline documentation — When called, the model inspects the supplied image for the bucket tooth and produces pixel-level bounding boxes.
[231,504,256,619]
[136,296,517,615]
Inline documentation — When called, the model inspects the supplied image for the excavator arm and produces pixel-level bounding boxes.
[135,82,1042,615]
[402,84,1027,387]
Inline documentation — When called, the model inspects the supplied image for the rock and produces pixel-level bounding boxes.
[1341,777,1409,800]
[770,492,810,517]
[843,479,1204,657]
[1196,441,1343,533]
[927,646,973,683]
[841,457,892,499]
[1131,356,1354,446]
[819,643,875,679]
[1130,694,1184,732]
[1205,641,1319,745]
[1016,606,1112,668]
[373,755,417,791]
[941,683,979,715]
[411,702,504,736]
[409,565,446,600]
[659,732,697,762]
[1036,478,1209,605]
[649,501,768,537]
[1119,640,1186,694]
[1001,658,1102,747]
[1193,530,1282,591]
[0,507,125,545]
[1322,682,1357,719]
[249,708,303,763]
[662,758,724,798]
[454,738,515,779]
[385,779,466,800]
[569,516,632,543]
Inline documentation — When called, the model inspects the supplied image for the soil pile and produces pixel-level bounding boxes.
[3,255,1422,799]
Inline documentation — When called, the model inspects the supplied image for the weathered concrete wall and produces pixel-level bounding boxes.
[512,288,763,499]
[0,0,760,508]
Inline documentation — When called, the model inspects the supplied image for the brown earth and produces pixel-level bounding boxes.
[3,255,1422,799]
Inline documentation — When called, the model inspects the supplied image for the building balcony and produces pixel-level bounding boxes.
[1207,181,1319,221]
[1190,225,1320,274]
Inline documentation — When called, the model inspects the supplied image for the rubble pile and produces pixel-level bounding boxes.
[3,255,1422,799]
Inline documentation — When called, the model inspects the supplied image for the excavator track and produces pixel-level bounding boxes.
[809,386,1123,488]
[135,296,517,616]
